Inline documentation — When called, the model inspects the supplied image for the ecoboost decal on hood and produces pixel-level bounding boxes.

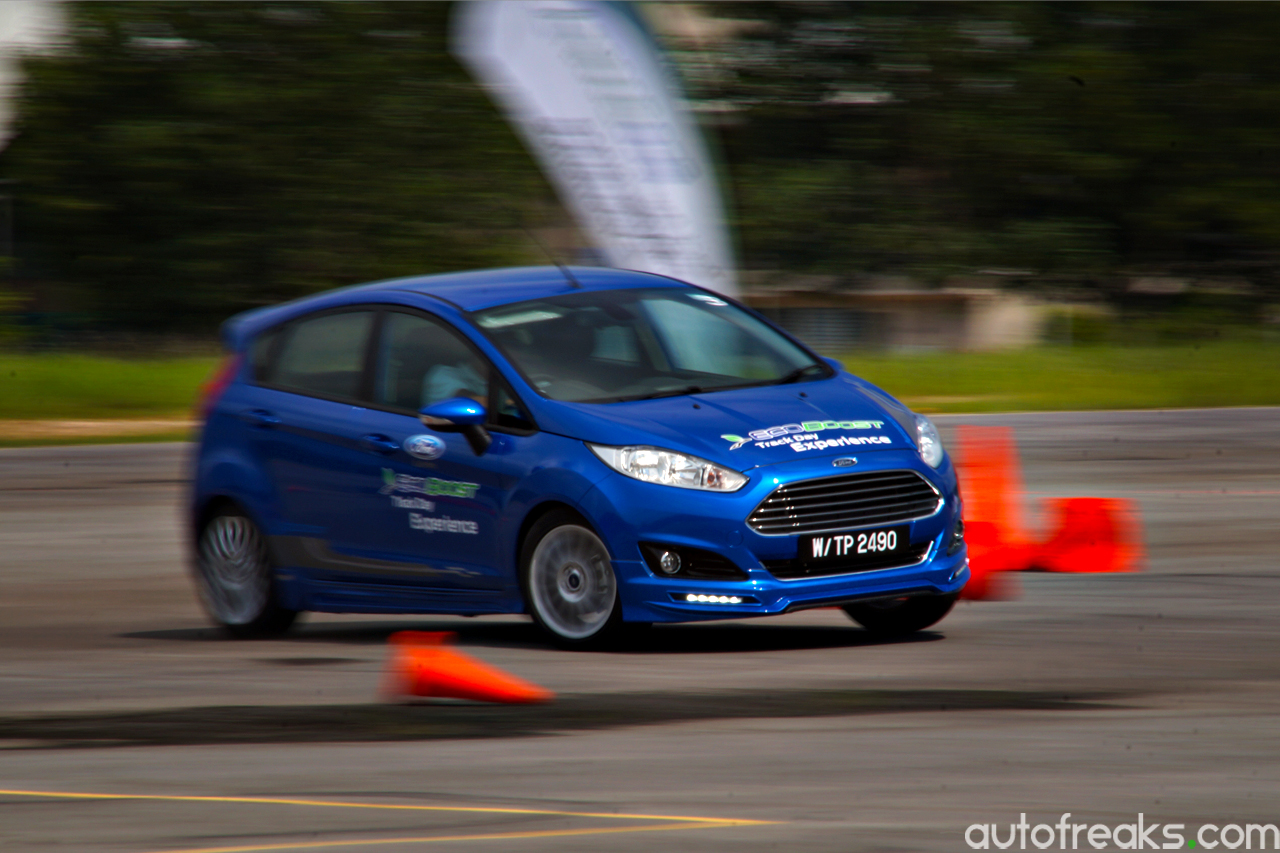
[722,419,889,453]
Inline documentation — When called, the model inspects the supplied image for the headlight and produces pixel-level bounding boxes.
[914,414,944,468]
[589,444,747,492]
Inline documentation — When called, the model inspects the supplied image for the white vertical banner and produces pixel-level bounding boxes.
[453,0,737,296]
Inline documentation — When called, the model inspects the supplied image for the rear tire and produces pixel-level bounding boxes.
[842,593,957,637]
[194,509,298,638]
[520,509,622,649]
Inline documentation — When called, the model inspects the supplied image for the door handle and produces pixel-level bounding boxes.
[241,409,281,428]
[360,433,400,455]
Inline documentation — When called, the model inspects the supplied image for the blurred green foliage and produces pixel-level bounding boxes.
[3,2,549,330]
[0,287,26,345]
[3,2,1280,334]
[683,2,1280,291]
[1041,306,1115,346]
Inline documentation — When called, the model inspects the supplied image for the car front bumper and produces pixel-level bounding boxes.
[579,447,969,624]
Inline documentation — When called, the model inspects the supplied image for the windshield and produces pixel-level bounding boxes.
[471,288,828,403]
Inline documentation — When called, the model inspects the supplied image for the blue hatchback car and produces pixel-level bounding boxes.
[191,266,968,646]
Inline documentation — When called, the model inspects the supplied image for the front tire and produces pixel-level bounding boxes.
[195,509,298,638]
[520,509,621,648]
[842,593,957,637]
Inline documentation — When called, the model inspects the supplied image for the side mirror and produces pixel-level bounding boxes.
[822,356,844,372]
[419,398,491,456]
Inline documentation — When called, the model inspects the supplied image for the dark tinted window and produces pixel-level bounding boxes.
[250,327,279,383]
[492,379,534,432]
[267,310,374,400]
[374,312,489,411]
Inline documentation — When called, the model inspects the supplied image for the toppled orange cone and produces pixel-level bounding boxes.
[953,425,1145,601]
[383,631,554,704]
[1033,497,1145,576]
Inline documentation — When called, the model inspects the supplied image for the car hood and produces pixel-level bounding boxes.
[532,374,919,470]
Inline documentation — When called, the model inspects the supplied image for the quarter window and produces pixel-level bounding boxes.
[250,327,280,384]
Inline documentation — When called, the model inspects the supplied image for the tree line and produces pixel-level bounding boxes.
[3,2,1278,333]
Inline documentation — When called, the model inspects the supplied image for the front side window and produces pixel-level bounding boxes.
[492,379,534,431]
[374,311,490,412]
[265,310,374,400]
[472,288,825,403]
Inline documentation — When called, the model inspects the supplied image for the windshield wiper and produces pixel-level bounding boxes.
[627,384,705,401]
[776,363,827,385]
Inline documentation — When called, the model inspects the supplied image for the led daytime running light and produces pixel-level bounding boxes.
[686,594,743,604]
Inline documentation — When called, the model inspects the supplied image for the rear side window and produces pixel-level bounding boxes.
[265,310,374,401]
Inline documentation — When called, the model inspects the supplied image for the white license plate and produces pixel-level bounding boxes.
[802,525,910,564]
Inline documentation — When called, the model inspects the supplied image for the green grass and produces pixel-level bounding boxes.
[0,341,1277,447]
[0,353,219,420]
[0,430,197,449]
[838,339,1280,414]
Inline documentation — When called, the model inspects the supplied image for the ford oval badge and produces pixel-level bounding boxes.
[404,434,445,461]
[832,457,858,467]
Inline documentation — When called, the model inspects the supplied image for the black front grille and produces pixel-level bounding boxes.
[747,469,942,535]
[762,542,932,580]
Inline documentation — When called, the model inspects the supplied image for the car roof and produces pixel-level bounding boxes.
[221,266,694,348]
[377,266,689,312]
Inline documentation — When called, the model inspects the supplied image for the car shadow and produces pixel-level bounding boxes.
[606,623,944,654]
[0,683,1119,749]
[121,619,945,653]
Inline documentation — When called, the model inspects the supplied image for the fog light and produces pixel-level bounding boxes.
[947,517,966,556]
[658,550,681,575]
[684,593,743,605]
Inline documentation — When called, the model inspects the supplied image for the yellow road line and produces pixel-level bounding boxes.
[141,821,743,853]
[0,788,778,853]
[0,788,773,825]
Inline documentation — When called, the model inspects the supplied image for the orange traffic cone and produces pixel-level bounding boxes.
[383,631,554,704]
[954,426,1032,600]
[1033,497,1145,575]
[953,425,1144,600]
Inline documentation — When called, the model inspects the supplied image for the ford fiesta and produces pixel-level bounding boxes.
[190,266,968,646]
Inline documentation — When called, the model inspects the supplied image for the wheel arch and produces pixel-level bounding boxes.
[190,442,279,542]
[516,501,624,646]
[192,493,266,545]
[514,500,596,567]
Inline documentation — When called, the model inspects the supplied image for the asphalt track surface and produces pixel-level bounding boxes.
[2,408,1279,852]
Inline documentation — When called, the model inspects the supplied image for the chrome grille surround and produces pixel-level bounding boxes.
[747,469,943,536]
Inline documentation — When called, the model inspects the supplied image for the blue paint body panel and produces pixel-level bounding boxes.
[192,266,967,626]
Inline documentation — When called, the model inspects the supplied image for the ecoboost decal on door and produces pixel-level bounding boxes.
[380,468,480,535]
